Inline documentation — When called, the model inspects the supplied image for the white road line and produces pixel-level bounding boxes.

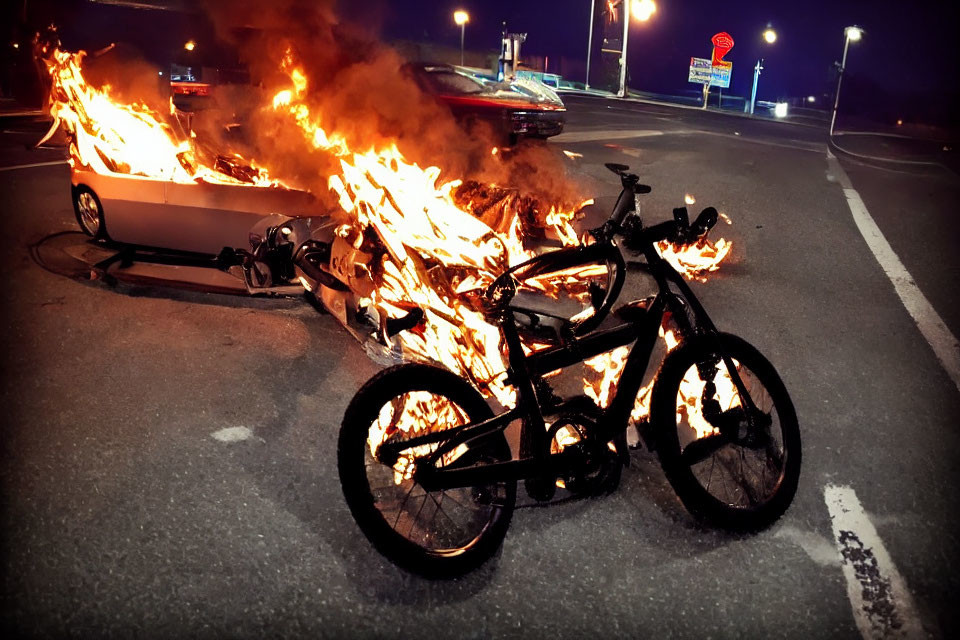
[550,129,664,143]
[824,485,927,639]
[0,160,69,172]
[827,151,960,394]
[211,426,253,442]
[553,128,824,153]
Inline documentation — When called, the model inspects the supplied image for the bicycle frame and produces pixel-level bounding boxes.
[380,224,745,493]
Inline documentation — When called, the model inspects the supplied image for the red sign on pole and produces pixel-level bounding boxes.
[711,32,735,66]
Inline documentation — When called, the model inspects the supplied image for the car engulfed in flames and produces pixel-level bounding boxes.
[44,40,735,423]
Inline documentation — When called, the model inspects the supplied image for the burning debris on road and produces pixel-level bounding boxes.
[37,0,734,415]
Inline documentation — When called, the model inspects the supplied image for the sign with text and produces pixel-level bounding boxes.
[688,57,713,84]
[710,60,732,88]
[688,57,731,87]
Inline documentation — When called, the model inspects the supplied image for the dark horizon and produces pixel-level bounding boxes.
[3,1,958,129]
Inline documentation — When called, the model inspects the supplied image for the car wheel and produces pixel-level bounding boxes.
[72,185,109,240]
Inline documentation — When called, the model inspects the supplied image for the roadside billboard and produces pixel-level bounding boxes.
[688,57,731,88]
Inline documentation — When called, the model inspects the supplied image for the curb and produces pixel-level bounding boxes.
[828,134,943,169]
[559,90,825,130]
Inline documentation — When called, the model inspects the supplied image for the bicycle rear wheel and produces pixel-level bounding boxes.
[337,363,516,577]
[652,333,801,531]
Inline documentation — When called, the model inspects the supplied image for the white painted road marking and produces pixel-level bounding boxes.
[828,152,960,394]
[211,426,253,443]
[550,129,664,143]
[0,160,69,172]
[824,485,927,639]
[552,128,824,153]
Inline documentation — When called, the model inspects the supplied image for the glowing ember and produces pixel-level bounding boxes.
[684,193,696,205]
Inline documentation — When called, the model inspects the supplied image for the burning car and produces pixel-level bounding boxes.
[44,40,732,409]
[406,63,566,144]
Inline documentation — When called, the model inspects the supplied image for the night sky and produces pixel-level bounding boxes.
[372,1,957,117]
[6,1,958,126]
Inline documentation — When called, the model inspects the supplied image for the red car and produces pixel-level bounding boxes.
[406,63,566,144]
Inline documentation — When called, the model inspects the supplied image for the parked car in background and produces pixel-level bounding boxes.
[405,63,566,144]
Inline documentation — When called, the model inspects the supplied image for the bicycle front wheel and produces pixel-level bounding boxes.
[337,363,516,577]
[652,333,801,531]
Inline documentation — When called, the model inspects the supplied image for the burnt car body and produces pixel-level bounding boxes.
[69,167,345,297]
[406,63,566,143]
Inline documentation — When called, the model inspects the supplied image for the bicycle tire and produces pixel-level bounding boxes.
[652,333,801,531]
[338,363,516,577]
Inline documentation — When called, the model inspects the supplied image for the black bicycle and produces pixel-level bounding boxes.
[337,163,801,577]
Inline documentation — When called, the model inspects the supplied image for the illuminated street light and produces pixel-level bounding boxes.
[184,40,196,51]
[830,25,864,136]
[747,28,776,115]
[453,10,469,66]
[631,0,656,22]
[617,0,657,98]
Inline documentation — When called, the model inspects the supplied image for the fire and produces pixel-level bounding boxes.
[583,324,680,424]
[42,47,282,187]
[656,236,732,283]
[271,51,594,406]
[583,322,741,441]
[368,391,470,484]
[45,44,737,464]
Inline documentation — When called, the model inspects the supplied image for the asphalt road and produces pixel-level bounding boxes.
[1,97,958,639]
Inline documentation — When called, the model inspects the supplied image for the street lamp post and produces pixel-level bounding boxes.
[746,28,776,115]
[617,0,656,98]
[830,25,862,136]
[585,0,596,89]
[454,10,470,67]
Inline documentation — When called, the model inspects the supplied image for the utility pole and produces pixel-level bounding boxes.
[830,27,862,136]
[585,0,596,89]
[617,0,630,98]
[749,59,762,114]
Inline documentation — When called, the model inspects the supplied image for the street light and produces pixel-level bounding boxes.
[616,0,656,98]
[830,25,864,136]
[747,28,776,115]
[453,10,469,67]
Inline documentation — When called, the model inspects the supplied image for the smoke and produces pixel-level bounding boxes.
[197,0,587,212]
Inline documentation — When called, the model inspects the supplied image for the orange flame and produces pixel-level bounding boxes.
[46,46,737,459]
[44,48,282,187]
